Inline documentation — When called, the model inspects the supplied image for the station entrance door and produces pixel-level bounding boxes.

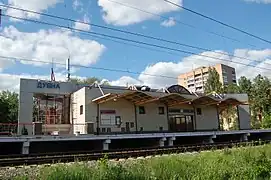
[169,115,194,132]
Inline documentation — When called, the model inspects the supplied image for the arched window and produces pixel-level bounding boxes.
[167,85,191,95]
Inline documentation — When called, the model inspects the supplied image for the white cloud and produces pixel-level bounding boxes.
[73,14,91,31]
[161,17,176,27]
[6,0,63,21]
[244,0,271,3]
[110,76,142,86]
[0,26,105,70]
[73,0,84,12]
[97,0,183,26]
[108,49,271,88]
[1,49,270,93]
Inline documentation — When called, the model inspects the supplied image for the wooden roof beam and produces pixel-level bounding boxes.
[91,93,114,103]
[168,100,192,107]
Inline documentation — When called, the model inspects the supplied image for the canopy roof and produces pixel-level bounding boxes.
[92,91,155,105]
[91,89,248,108]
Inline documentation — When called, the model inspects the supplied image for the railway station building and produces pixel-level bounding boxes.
[17,78,251,135]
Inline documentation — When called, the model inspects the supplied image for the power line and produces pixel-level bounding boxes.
[1,13,271,71]
[104,0,256,48]
[164,0,271,45]
[0,54,270,81]
[0,55,178,80]
[0,3,267,66]
[76,31,183,57]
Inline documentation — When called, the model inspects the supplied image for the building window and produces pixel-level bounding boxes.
[80,105,83,115]
[102,128,106,133]
[196,108,202,115]
[130,122,135,128]
[100,111,117,126]
[121,127,125,132]
[115,116,121,126]
[139,106,145,114]
[158,107,165,114]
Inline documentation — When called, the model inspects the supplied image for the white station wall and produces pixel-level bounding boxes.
[18,78,78,135]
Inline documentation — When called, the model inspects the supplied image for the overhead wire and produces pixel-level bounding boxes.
[164,0,271,45]
[0,55,178,80]
[104,0,256,48]
[0,3,269,66]
[1,13,271,73]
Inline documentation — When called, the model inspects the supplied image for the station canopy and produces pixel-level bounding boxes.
[91,85,248,107]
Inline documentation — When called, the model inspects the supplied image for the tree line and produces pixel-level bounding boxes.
[204,67,271,129]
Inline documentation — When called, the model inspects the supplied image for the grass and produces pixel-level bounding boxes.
[15,145,271,180]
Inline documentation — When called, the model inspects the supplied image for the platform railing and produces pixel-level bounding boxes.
[0,123,90,136]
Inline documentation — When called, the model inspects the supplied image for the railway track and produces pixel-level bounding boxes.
[0,140,269,167]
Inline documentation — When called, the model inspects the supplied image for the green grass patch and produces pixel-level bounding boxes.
[16,145,271,180]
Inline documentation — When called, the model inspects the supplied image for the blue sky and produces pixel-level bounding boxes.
[0,0,270,91]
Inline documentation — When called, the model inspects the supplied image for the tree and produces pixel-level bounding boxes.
[224,83,240,94]
[0,91,18,123]
[0,98,10,124]
[204,67,223,94]
[238,76,252,95]
[261,113,271,129]
[70,77,110,85]
[249,75,271,127]
[221,83,240,130]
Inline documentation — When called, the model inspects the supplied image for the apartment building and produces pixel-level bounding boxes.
[178,64,237,93]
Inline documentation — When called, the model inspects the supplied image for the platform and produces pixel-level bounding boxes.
[0,129,271,155]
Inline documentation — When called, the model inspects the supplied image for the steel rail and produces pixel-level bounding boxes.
[0,140,269,167]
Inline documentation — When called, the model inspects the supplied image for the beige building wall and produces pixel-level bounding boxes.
[72,86,242,134]
[169,104,219,131]
[137,102,168,132]
[84,86,135,133]
[77,87,170,133]
[195,105,219,130]
[71,87,87,134]
[99,99,136,133]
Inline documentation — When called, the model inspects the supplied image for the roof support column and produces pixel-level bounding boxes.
[159,137,167,147]
[168,137,176,146]
[96,104,100,135]
[134,104,138,133]
[103,139,111,151]
[203,135,216,144]
[216,105,221,131]
[240,133,249,142]
[22,141,30,155]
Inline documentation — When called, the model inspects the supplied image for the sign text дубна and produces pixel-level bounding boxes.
[37,81,60,89]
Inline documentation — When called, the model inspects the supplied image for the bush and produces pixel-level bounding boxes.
[17,145,271,180]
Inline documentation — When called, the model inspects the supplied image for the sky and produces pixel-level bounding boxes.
[0,0,270,92]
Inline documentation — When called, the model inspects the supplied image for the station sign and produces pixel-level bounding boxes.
[37,81,60,89]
